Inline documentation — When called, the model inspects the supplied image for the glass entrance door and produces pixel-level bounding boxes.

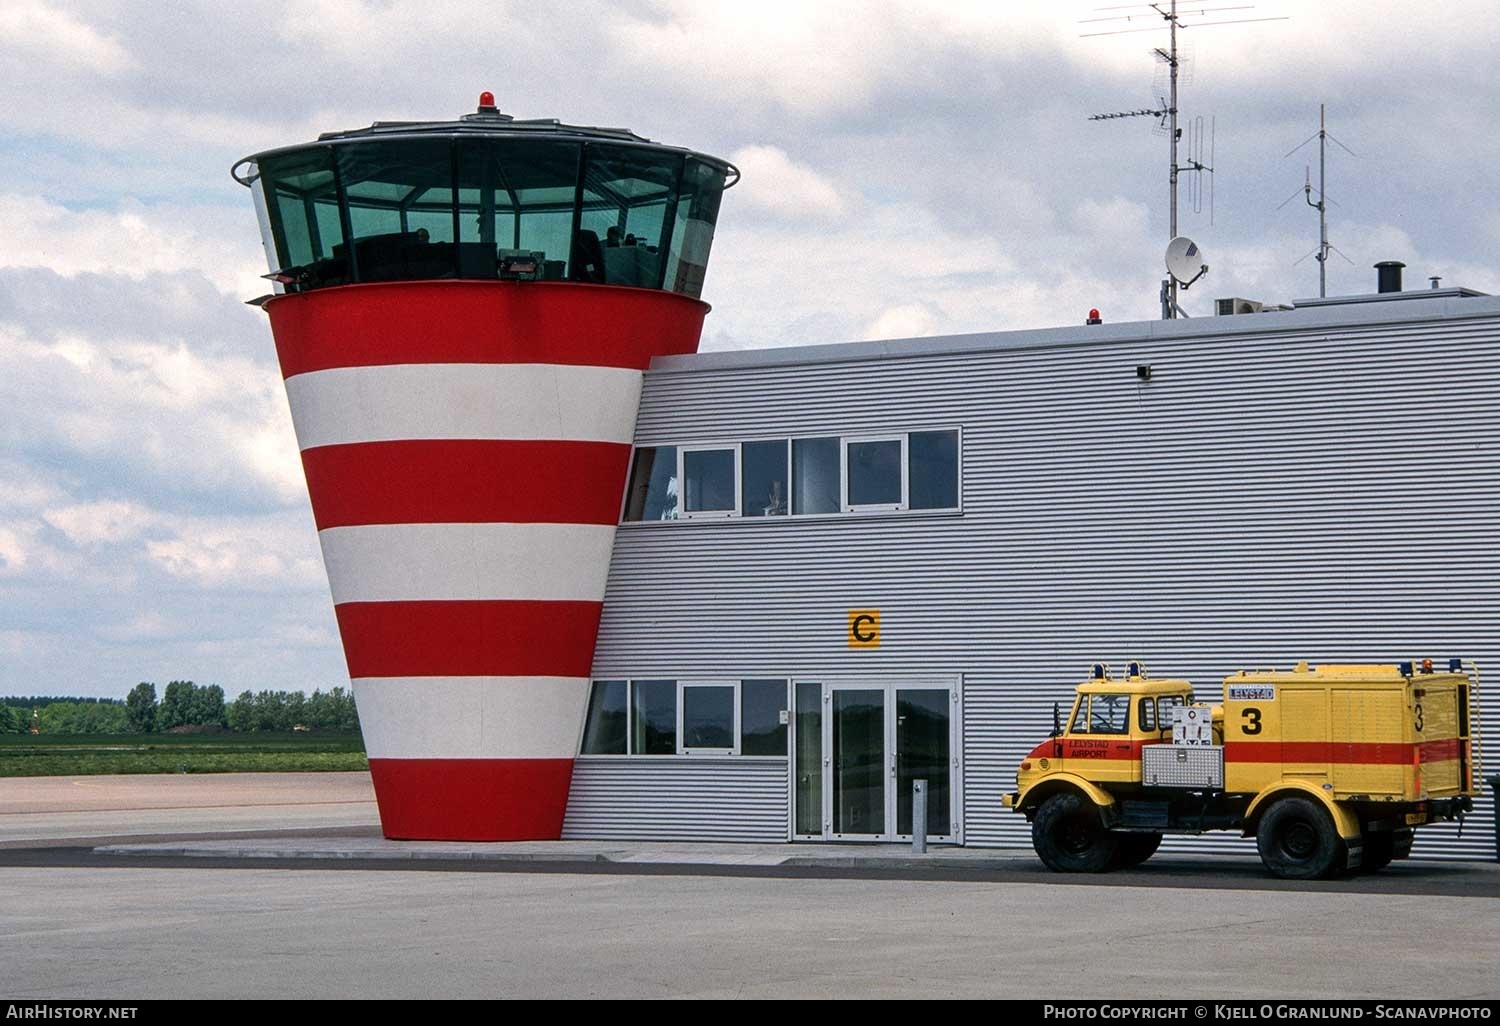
[896,688,952,838]
[829,687,886,838]
[800,682,955,842]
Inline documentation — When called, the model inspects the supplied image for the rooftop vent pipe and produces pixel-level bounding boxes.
[1375,260,1405,294]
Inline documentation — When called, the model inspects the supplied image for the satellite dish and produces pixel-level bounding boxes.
[1165,236,1209,288]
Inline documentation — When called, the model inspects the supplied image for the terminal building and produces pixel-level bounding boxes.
[237,99,1497,860]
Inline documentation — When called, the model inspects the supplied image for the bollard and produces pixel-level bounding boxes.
[1488,777,1500,863]
[912,779,928,854]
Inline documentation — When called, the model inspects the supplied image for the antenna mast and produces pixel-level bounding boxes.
[1315,103,1327,296]
[1084,0,1285,318]
[1281,102,1356,297]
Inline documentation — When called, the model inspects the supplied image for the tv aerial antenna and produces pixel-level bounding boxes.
[1083,0,1286,318]
[1278,103,1357,297]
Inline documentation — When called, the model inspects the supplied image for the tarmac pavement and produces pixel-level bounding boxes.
[2,773,1497,999]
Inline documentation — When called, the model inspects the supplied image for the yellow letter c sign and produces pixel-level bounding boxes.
[848,609,880,648]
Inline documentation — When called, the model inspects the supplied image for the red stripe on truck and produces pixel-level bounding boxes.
[1224,741,1460,765]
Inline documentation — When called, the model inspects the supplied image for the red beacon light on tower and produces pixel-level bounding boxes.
[232,98,738,842]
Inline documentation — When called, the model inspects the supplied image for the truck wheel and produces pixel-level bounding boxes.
[1256,797,1344,879]
[1117,832,1163,869]
[1358,828,1413,873]
[1033,792,1120,873]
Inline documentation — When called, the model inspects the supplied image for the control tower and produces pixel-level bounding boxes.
[234,95,737,840]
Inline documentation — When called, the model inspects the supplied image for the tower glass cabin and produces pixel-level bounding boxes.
[234,97,736,841]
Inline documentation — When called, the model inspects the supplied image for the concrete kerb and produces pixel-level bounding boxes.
[91,837,1039,868]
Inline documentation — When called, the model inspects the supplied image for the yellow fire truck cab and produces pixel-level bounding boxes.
[1002,659,1481,879]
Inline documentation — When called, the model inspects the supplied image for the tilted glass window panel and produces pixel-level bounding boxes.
[335,139,458,283]
[741,440,790,517]
[792,437,840,515]
[578,145,682,288]
[1139,698,1158,733]
[581,680,627,755]
[908,430,959,510]
[682,685,735,752]
[682,448,736,514]
[258,147,344,276]
[741,680,789,756]
[631,680,676,755]
[456,139,582,280]
[622,446,678,521]
[664,157,727,298]
[846,438,904,508]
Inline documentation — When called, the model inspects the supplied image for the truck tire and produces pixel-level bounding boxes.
[1358,828,1414,873]
[1117,832,1163,869]
[1256,797,1345,879]
[1033,792,1120,873]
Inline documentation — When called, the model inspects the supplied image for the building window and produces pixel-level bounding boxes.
[908,430,959,510]
[681,683,737,754]
[680,446,738,517]
[740,680,789,756]
[741,439,790,517]
[844,436,906,511]
[580,680,628,755]
[624,428,959,524]
[631,680,677,754]
[582,679,792,758]
[622,446,678,521]
[792,436,840,514]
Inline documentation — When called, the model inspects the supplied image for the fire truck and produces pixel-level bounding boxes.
[1002,660,1481,878]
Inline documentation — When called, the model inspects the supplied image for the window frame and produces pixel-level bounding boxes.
[579,678,794,759]
[618,426,962,526]
[841,434,909,513]
[677,443,741,520]
[677,680,740,756]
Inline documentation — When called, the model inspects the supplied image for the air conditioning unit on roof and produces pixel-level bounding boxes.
[1215,297,1264,316]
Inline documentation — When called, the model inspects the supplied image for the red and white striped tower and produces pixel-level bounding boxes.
[237,99,734,839]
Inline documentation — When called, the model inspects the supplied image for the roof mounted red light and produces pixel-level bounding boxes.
[478,91,497,110]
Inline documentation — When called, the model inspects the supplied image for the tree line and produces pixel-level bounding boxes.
[0,681,361,735]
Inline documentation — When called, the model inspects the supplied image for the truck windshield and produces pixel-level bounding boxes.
[1070,694,1129,735]
[1089,694,1129,734]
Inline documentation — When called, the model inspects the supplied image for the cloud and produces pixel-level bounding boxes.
[863,302,943,341]
[144,512,324,591]
[0,0,134,74]
[41,500,155,545]
[0,194,267,299]
[0,290,303,512]
[730,145,846,221]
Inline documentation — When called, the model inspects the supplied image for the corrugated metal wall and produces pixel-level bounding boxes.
[562,758,789,841]
[577,301,1500,860]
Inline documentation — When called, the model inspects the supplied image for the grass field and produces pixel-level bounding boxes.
[0,732,368,776]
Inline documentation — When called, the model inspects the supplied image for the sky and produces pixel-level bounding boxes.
[3,0,1498,698]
